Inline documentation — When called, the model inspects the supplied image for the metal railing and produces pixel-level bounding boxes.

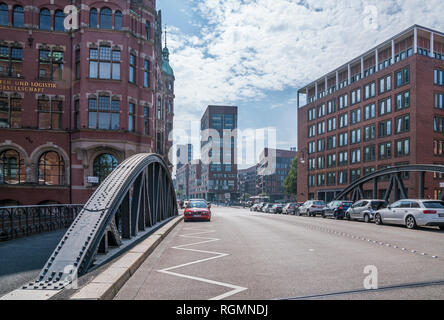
[0,204,83,241]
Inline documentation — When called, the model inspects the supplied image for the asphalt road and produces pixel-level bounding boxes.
[0,229,66,296]
[115,206,444,300]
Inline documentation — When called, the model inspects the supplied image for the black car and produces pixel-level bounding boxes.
[322,201,354,219]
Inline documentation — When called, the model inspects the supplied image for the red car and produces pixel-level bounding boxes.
[184,201,211,222]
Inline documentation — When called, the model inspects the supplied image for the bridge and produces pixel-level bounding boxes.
[335,164,444,202]
[1,153,178,298]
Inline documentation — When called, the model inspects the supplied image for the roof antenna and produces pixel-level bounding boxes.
[164,25,167,48]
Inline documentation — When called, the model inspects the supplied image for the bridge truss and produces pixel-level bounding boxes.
[22,153,178,291]
[334,165,444,202]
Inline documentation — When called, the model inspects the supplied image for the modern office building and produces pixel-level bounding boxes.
[176,143,193,170]
[256,148,297,202]
[0,0,174,205]
[238,164,258,200]
[200,105,238,202]
[297,25,444,202]
[175,162,189,200]
[188,159,204,199]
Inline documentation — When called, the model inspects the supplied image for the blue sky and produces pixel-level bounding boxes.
[159,0,444,169]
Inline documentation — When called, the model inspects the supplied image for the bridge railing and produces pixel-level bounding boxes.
[0,204,83,242]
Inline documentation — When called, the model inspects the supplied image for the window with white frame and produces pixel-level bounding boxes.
[351,128,361,144]
[339,113,348,128]
[379,75,392,94]
[351,88,361,105]
[339,132,348,147]
[339,94,348,109]
[364,82,376,100]
[378,97,392,115]
[338,151,348,166]
[327,117,336,132]
[351,148,361,164]
[350,108,361,125]
[364,103,376,120]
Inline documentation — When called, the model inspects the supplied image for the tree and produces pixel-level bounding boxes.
[284,156,298,199]
[176,189,184,199]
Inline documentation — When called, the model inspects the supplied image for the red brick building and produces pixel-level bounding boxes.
[297,25,444,203]
[0,0,174,206]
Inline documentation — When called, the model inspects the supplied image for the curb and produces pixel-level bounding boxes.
[69,215,183,300]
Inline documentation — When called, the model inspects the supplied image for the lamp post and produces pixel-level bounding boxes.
[299,148,310,201]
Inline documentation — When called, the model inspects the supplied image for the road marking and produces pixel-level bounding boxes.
[157,227,248,300]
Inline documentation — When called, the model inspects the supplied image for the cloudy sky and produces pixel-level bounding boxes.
[159,0,444,168]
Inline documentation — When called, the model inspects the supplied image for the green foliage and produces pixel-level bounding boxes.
[284,156,298,198]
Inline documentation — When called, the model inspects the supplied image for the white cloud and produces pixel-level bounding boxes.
[167,0,444,136]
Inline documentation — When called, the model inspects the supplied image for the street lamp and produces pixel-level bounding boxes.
[299,148,310,201]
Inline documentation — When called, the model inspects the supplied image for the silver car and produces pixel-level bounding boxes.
[262,203,273,213]
[374,199,444,230]
[283,203,297,215]
[345,199,388,223]
[298,200,326,217]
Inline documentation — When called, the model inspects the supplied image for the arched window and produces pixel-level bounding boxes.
[99,7,112,29]
[39,8,51,30]
[0,3,8,26]
[93,154,118,184]
[12,6,24,28]
[38,151,65,185]
[89,8,97,28]
[0,149,25,184]
[114,11,122,30]
[54,10,65,31]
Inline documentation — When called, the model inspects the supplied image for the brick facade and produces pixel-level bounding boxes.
[297,25,444,203]
[0,0,174,205]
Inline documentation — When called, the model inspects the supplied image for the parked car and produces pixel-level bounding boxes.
[322,201,354,219]
[250,204,259,212]
[257,202,266,212]
[298,200,326,216]
[345,199,388,222]
[269,204,284,214]
[294,202,304,215]
[261,203,269,213]
[283,203,298,215]
[374,199,444,230]
[184,200,211,222]
[263,203,274,213]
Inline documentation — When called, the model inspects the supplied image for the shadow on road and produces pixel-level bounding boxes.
[0,229,66,295]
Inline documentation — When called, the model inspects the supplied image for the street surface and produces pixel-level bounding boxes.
[115,206,444,300]
[0,229,66,296]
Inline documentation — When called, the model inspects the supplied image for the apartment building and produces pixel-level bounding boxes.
[297,25,444,202]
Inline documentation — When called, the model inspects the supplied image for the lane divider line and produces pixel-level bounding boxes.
[157,227,248,300]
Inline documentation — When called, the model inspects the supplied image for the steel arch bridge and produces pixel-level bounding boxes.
[22,153,178,291]
[334,164,444,202]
